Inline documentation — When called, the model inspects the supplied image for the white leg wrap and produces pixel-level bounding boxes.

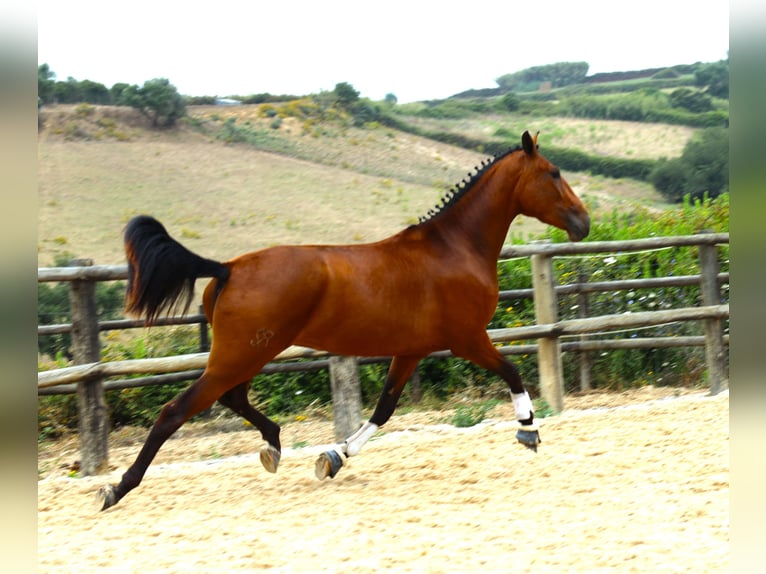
[344,422,379,457]
[511,391,535,422]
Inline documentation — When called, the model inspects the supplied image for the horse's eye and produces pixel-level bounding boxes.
[551,168,561,179]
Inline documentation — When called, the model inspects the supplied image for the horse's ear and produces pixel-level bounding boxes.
[522,131,536,156]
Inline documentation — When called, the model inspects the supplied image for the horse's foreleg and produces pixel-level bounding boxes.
[98,372,227,511]
[455,338,540,451]
[217,382,282,473]
[315,355,420,480]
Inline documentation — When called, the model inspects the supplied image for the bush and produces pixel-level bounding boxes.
[249,365,332,417]
[102,326,203,428]
[560,89,727,127]
[120,78,186,127]
[652,68,680,79]
[650,127,729,202]
[351,100,382,127]
[451,401,500,427]
[544,146,656,181]
[38,394,79,441]
[669,88,714,113]
[499,193,729,392]
[333,82,360,110]
[37,280,125,359]
[695,60,729,99]
[500,92,520,112]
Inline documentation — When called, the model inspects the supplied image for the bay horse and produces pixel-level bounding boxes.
[98,130,589,511]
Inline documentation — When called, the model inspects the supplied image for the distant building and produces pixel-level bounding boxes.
[215,98,242,106]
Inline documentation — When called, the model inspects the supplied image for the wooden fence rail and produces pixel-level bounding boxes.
[37,234,729,475]
[36,303,730,390]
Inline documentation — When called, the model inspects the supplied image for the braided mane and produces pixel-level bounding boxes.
[415,145,522,225]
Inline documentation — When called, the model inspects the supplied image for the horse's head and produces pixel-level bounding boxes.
[514,131,590,242]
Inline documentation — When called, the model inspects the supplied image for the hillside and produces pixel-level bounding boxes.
[37,104,671,267]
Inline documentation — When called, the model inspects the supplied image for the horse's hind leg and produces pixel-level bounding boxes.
[315,355,420,480]
[217,382,282,473]
[454,335,540,451]
[97,370,232,510]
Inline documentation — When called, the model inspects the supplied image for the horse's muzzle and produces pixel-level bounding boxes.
[565,211,590,242]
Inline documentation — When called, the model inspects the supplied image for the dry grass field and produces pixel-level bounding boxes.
[37,104,672,267]
[402,114,696,160]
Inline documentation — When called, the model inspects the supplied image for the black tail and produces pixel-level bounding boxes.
[124,215,230,325]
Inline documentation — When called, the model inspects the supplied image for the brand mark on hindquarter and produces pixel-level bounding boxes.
[250,328,274,348]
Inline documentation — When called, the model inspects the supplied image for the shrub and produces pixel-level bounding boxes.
[652,68,680,79]
[351,100,382,126]
[334,82,360,110]
[500,92,520,112]
[451,401,499,427]
[121,78,186,127]
[74,103,95,117]
[669,88,714,113]
[38,394,79,441]
[650,127,729,202]
[37,280,125,359]
[544,146,656,181]
[490,193,729,394]
[102,326,203,428]
[559,89,727,127]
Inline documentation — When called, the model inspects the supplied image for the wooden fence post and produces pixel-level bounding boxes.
[328,356,363,441]
[68,259,109,475]
[698,237,728,394]
[198,305,209,352]
[531,246,565,413]
[577,269,592,392]
[409,368,422,404]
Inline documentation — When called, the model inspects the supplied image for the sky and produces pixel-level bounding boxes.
[37,0,729,104]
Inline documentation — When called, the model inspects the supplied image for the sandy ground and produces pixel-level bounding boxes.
[38,387,728,573]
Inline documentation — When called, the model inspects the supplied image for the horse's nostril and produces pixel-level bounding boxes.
[565,211,590,241]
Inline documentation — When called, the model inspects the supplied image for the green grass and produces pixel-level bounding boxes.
[451,400,501,428]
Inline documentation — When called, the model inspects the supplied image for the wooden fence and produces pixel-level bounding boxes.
[38,233,729,475]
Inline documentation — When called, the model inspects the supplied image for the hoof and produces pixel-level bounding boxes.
[259,445,281,473]
[314,449,344,480]
[97,484,118,511]
[516,428,541,452]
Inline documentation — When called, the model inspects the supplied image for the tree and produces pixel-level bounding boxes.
[668,88,713,113]
[496,62,589,92]
[694,59,729,99]
[384,93,398,106]
[650,127,728,202]
[351,99,381,127]
[110,82,131,105]
[333,82,360,110]
[53,77,83,103]
[79,79,110,104]
[649,159,691,202]
[38,67,112,105]
[500,92,520,111]
[682,127,729,198]
[122,78,186,127]
[38,64,56,104]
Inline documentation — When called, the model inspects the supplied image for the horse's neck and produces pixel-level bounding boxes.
[429,162,521,261]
